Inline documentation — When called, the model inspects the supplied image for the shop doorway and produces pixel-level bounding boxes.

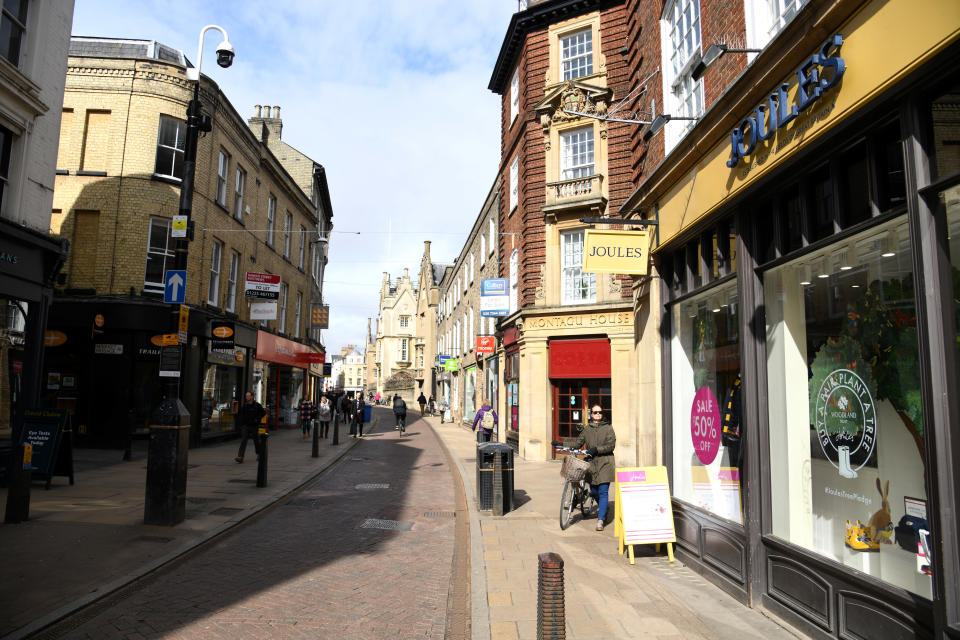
[551,378,611,458]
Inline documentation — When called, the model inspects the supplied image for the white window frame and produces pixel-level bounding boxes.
[400,338,409,361]
[208,240,223,305]
[489,218,496,256]
[510,155,519,211]
[266,195,276,246]
[154,115,185,180]
[284,212,292,259]
[561,28,593,80]
[278,283,288,333]
[226,250,239,312]
[144,217,173,294]
[561,229,596,304]
[216,150,229,206]
[233,166,245,221]
[480,234,486,266]
[510,67,520,124]
[560,127,595,180]
[661,0,704,151]
[298,225,306,269]
[400,315,410,328]
[294,291,303,336]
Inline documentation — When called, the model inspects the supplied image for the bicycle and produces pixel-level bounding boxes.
[396,415,406,436]
[557,447,597,530]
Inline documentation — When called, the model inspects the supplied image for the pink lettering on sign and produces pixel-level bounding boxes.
[718,469,740,482]
[691,386,721,465]
[616,470,647,483]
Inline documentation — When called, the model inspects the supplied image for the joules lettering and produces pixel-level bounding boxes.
[727,35,845,169]
[586,245,644,258]
[0,252,18,264]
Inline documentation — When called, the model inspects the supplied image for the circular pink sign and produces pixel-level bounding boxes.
[691,386,721,465]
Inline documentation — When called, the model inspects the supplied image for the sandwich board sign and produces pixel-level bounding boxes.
[614,466,676,565]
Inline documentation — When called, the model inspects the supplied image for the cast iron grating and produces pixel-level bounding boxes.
[423,511,456,518]
[354,483,390,490]
[360,518,413,531]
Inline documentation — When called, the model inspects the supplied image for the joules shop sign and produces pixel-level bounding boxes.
[726,35,845,169]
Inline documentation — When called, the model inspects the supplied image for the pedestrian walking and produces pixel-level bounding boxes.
[353,394,366,438]
[439,398,449,423]
[338,392,351,424]
[235,391,265,463]
[393,394,407,431]
[417,392,427,415]
[472,398,498,443]
[298,397,315,439]
[375,391,381,405]
[555,404,616,531]
[317,395,332,439]
[428,395,436,416]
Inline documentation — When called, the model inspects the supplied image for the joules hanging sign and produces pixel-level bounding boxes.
[726,34,845,169]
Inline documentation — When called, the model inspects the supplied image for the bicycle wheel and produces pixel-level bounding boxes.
[579,482,597,519]
[560,480,577,530]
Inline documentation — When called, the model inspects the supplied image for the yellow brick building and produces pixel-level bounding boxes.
[45,38,333,446]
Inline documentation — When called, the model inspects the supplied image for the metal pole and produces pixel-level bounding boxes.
[332,406,340,445]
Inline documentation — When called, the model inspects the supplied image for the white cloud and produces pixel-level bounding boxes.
[72,0,516,353]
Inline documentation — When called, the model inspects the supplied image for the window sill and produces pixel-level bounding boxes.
[152,173,182,186]
[216,201,230,214]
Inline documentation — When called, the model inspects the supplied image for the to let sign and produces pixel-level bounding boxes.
[245,272,281,299]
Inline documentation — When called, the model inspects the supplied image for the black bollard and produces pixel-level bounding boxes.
[256,431,268,488]
[311,417,319,458]
[144,397,190,525]
[332,411,339,445]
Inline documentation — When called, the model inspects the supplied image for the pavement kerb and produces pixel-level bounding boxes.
[424,414,491,640]
[2,416,370,640]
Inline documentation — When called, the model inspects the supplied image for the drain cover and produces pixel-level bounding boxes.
[424,511,456,518]
[355,483,389,490]
[360,518,413,531]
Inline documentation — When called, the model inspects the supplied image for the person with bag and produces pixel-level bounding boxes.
[392,394,407,432]
[472,399,498,443]
[353,393,366,438]
[235,391,265,463]
[317,395,332,439]
[553,404,616,531]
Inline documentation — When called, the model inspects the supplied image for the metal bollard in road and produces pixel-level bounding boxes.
[537,552,565,640]
[311,418,319,458]
[332,412,340,446]
[256,431,268,488]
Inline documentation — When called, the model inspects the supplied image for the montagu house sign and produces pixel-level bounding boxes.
[727,35,845,169]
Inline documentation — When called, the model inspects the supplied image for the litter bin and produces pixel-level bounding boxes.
[476,442,514,513]
[363,404,371,423]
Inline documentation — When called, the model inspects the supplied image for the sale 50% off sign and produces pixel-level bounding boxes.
[691,387,721,465]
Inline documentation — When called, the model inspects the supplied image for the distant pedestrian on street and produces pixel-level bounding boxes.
[353,394,366,438]
[375,391,381,405]
[472,398,498,443]
[417,392,427,414]
[561,404,616,531]
[439,398,449,423]
[338,393,351,424]
[428,395,436,416]
[298,397,316,440]
[235,391,265,463]
[393,394,407,432]
[317,395,332,439]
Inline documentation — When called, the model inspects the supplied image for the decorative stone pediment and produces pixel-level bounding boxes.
[534,81,613,142]
[384,370,415,391]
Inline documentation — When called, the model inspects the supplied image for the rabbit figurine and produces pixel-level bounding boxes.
[868,478,893,544]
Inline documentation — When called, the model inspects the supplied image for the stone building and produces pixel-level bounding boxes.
[435,180,500,427]
[0,0,75,518]
[47,37,332,446]
[372,269,417,405]
[413,240,448,402]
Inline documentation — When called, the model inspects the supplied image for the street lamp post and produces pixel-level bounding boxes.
[144,25,234,526]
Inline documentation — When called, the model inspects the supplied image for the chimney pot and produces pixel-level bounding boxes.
[263,106,271,118]
[273,105,281,118]
[255,104,262,117]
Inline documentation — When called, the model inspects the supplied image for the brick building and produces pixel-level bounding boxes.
[47,38,332,446]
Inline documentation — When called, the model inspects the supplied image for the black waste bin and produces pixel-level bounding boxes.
[476,442,514,513]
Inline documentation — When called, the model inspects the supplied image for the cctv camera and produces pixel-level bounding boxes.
[215,41,235,68]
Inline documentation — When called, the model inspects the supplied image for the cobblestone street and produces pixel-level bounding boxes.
[45,416,463,639]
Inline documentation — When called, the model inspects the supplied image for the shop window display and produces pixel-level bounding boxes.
[670,280,742,524]
[764,216,930,597]
[201,363,240,438]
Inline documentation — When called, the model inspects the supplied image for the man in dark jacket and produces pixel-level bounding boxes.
[567,404,616,531]
[353,394,366,438]
[417,392,427,415]
[393,394,407,432]
[236,391,265,463]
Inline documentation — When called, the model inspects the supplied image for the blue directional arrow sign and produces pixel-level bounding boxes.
[164,270,186,304]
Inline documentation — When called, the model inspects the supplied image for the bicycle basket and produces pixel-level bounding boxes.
[561,455,590,483]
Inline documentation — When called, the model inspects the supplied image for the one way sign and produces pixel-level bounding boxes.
[164,270,186,304]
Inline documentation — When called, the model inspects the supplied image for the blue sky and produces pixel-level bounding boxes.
[71,0,517,353]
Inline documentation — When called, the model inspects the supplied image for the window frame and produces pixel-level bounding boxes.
[144,217,174,294]
[284,212,292,259]
[294,290,303,336]
[278,283,288,333]
[266,195,276,247]
[510,67,520,124]
[216,150,230,207]
[560,28,594,81]
[510,155,519,211]
[560,126,595,181]
[0,0,28,67]
[233,166,246,221]
[225,250,239,313]
[298,225,306,270]
[208,239,223,306]
[560,229,596,305]
[154,115,186,181]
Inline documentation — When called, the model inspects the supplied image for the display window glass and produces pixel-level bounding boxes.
[464,366,477,422]
[764,216,931,598]
[201,363,240,439]
[670,279,742,524]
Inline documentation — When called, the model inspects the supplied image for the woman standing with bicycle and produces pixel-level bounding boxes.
[574,405,616,531]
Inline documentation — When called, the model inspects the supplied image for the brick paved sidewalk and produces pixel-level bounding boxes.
[426,415,808,640]
[0,417,363,640]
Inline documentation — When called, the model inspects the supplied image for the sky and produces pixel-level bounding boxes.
[71,0,518,355]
